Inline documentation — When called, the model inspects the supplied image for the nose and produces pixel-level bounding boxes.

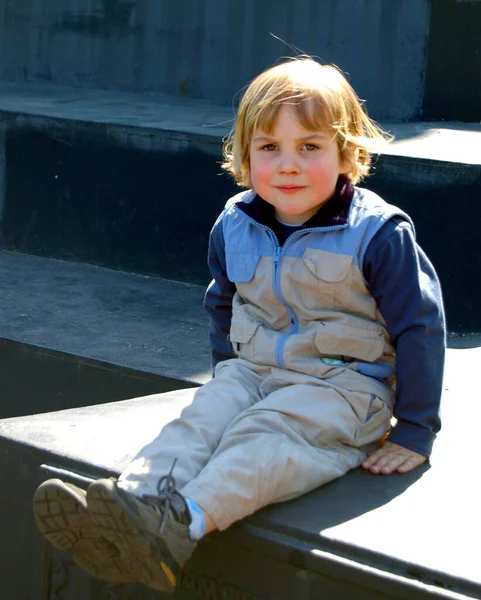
[277,151,300,175]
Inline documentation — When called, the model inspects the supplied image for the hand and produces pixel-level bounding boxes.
[361,441,427,475]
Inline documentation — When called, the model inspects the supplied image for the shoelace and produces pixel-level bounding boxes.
[142,458,180,532]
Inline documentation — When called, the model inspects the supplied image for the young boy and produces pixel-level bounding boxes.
[33,58,445,593]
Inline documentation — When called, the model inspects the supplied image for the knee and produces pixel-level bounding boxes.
[221,406,287,439]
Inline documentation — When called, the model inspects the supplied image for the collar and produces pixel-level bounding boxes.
[236,176,354,230]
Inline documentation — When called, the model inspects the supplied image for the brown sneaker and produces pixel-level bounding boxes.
[33,478,134,584]
[86,468,196,593]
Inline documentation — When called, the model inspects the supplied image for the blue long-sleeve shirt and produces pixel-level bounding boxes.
[204,184,445,457]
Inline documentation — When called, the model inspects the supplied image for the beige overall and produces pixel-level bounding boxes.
[119,189,401,530]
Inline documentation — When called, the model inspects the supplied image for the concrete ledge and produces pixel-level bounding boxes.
[1,82,480,164]
[0,338,199,419]
[0,98,237,286]
[1,346,480,599]
[0,250,211,388]
[0,249,478,415]
[0,82,228,135]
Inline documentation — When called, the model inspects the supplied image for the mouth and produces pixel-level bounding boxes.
[276,185,306,194]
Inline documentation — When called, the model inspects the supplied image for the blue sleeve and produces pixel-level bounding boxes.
[363,218,446,457]
[203,213,236,369]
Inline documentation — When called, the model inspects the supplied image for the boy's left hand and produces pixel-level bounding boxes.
[361,441,427,474]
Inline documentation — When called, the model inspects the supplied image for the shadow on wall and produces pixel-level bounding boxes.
[1,126,237,285]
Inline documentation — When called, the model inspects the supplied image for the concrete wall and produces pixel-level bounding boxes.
[0,0,430,121]
[423,0,481,121]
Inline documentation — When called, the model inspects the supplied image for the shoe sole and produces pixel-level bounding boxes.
[87,479,177,593]
[33,479,131,584]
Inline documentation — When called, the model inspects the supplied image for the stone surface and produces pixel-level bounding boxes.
[253,346,481,592]
[0,250,211,385]
[1,81,480,164]
[1,345,480,598]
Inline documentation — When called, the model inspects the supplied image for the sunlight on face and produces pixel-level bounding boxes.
[249,105,348,224]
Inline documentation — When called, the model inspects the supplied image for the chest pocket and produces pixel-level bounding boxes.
[301,248,353,310]
[225,252,261,283]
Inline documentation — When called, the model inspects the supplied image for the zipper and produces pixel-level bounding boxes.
[233,206,347,368]
[272,245,290,368]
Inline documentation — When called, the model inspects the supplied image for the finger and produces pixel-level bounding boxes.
[378,454,411,474]
[362,445,389,467]
[361,443,396,469]
[361,450,382,469]
[363,447,411,474]
[396,454,427,473]
[369,453,408,475]
[361,450,393,473]
[367,451,427,475]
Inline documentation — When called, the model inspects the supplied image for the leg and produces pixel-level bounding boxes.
[32,359,264,590]
[117,359,266,496]
[85,359,267,591]
[182,370,393,531]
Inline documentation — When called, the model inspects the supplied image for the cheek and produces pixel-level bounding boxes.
[306,162,330,180]
[306,159,340,184]
[250,157,272,188]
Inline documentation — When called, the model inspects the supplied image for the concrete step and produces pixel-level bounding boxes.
[0,83,480,330]
[0,249,210,418]
[0,337,197,420]
[1,344,481,599]
[0,247,477,416]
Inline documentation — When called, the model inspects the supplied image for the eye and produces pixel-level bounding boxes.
[302,143,319,151]
[261,143,277,151]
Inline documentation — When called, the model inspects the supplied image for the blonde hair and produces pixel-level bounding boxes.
[222,58,392,187]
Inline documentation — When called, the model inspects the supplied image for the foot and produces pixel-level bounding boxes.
[33,478,134,583]
[86,472,196,593]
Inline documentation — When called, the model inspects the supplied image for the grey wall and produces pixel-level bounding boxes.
[423,0,481,121]
[0,0,430,121]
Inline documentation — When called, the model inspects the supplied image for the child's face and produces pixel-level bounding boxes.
[249,104,349,224]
